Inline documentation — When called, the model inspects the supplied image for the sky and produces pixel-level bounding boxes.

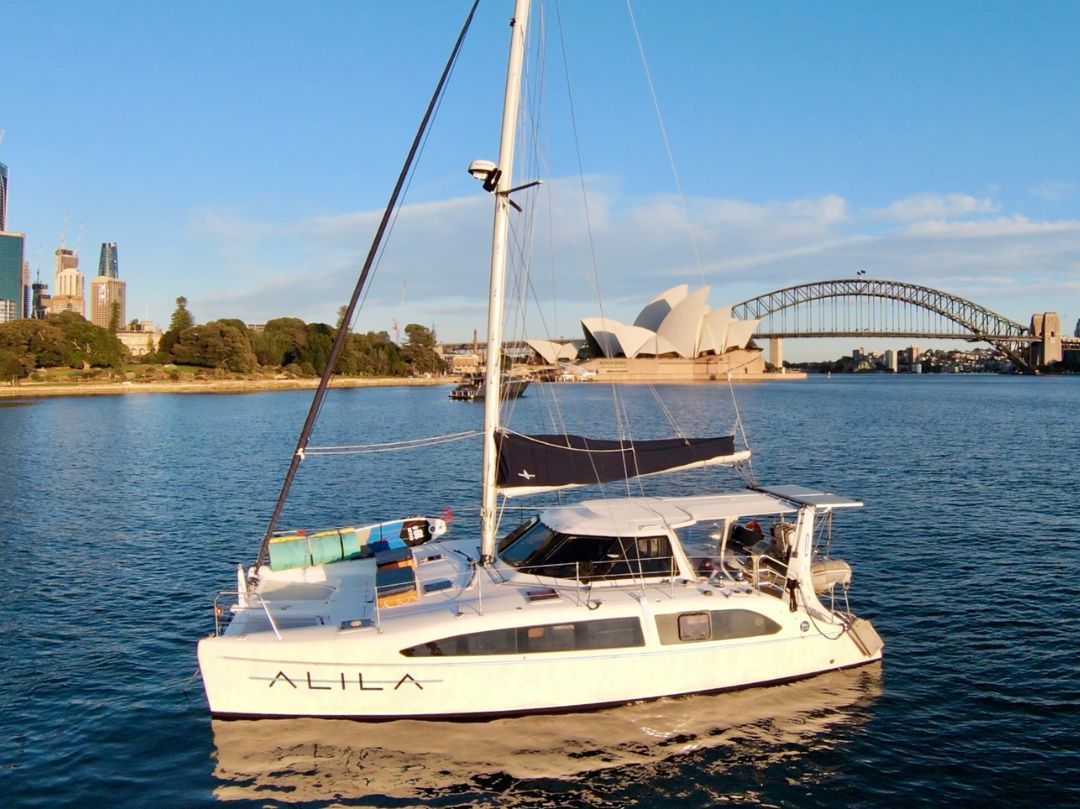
[4,0,1079,361]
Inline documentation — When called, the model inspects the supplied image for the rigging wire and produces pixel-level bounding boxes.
[624,0,706,289]
[500,3,752,511]
[305,430,482,456]
[551,0,636,498]
[351,57,460,335]
[252,0,481,574]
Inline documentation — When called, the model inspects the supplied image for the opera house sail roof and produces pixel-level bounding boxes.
[580,285,761,359]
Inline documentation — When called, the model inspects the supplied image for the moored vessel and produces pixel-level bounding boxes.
[197,0,882,720]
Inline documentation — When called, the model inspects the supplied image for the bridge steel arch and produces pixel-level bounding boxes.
[731,279,1034,371]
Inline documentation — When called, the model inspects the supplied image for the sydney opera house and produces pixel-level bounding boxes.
[529,285,769,382]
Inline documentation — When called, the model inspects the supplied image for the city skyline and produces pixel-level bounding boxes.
[3,1,1079,361]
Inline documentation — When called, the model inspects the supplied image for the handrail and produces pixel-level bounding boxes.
[684,551,789,593]
[212,590,283,640]
[510,554,679,588]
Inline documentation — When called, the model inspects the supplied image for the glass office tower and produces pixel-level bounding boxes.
[98,242,118,278]
[0,231,25,322]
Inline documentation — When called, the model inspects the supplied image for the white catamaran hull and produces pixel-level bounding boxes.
[199,561,880,719]
[200,639,877,719]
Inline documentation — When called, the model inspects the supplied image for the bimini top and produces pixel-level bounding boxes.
[538,486,862,537]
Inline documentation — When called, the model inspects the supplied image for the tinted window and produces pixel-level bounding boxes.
[497,516,540,554]
[499,520,558,566]
[711,609,781,640]
[400,617,644,657]
[500,524,674,581]
[656,609,782,645]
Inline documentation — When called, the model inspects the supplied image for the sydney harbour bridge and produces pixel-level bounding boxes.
[731,278,1078,373]
[444,278,1078,374]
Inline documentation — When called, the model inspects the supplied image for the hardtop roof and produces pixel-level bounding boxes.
[538,485,861,536]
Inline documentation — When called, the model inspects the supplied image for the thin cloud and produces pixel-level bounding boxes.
[1029,181,1075,201]
[904,215,1080,238]
[188,183,1080,340]
[871,193,998,222]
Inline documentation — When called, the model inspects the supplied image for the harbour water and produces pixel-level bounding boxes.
[1,375,1077,807]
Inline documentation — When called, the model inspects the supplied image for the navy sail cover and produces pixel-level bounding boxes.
[496,431,738,494]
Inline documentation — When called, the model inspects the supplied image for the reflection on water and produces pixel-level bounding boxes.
[211,665,882,804]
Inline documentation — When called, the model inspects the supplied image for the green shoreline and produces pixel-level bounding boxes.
[0,375,456,398]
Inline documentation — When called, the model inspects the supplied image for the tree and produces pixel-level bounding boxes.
[108,300,121,333]
[333,329,406,376]
[163,296,196,359]
[50,311,127,368]
[171,323,258,372]
[0,319,67,367]
[252,317,308,368]
[169,296,195,332]
[0,348,33,380]
[403,324,444,375]
[211,318,250,336]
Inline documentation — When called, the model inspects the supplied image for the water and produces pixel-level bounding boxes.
[1,376,1077,807]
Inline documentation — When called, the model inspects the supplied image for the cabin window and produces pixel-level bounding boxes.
[498,521,673,580]
[399,617,645,657]
[526,623,576,652]
[678,612,712,641]
[497,516,540,554]
[498,519,557,565]
[711,609,781,640]
[466,630,514,656]
[655,609,782,645]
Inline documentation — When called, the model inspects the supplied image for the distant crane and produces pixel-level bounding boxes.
[392,282,407,344]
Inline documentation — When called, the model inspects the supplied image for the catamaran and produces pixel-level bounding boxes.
[197,0,882,720]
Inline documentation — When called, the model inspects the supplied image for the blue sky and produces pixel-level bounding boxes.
[4,0,1078,360]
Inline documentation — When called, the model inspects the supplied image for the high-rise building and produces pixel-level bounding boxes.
[0,163,8,231]
[98,242,118,278]
[0,230,25,323]
[32,279,50,318]
[21,259,30,318]
[89,241,125,329]
[48,246,85,316]
[90,276,126,328]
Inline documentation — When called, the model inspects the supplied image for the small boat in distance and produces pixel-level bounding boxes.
[449,373,530,401]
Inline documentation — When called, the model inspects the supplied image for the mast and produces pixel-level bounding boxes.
[480,0,532,563]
